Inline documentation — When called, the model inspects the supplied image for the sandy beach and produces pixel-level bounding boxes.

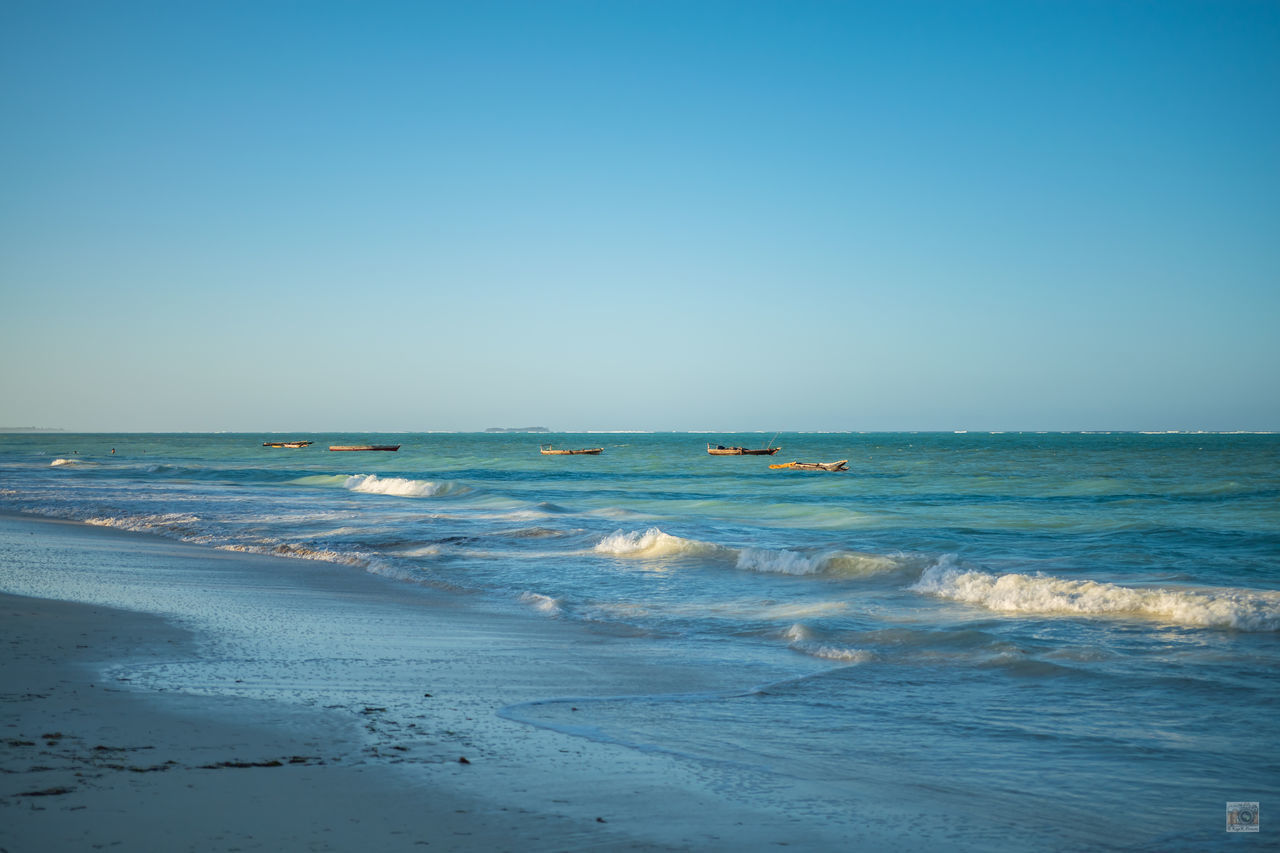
[0,512,872,852]
[2,591,524,852]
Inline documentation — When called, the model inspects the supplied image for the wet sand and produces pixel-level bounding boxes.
[0,513,873,851]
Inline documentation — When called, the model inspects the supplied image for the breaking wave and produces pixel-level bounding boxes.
[519,591,563,615]
[76,512,370,570]
[343,474,469,498]
[594,528,917,578]
[85,513,204,536]
[784,624,874,663]
[736,548,910,577]
[217,542,368,567]
[912,558,1280,631]
[593,528,726,559]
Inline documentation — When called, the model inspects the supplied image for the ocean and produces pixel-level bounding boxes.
[2,431,1277,849]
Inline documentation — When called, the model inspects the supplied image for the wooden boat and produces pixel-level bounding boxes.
[540,445,603,455]
[769,459,849,472]
[263,441,313,448]
[707,443,780,456]
[328,445,400,452]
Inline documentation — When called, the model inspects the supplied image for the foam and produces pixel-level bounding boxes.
[217,541,368,567]
[784,624,874,663]
[593,528,726,559]
[800,646,875,663]
[79,511,369,569]
[342,474,468,498]
[519,591,563,615]
[912,558,1280,631]
[595,529,916,579]
[85,513,203,535]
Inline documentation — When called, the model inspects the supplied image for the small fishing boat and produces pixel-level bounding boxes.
[540,445,603,455]
[768,459,849,472]
[263,441,313,448]
[328,445,401,452]
[707,443,780,456]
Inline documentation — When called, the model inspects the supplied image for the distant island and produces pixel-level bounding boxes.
[485,427,550,433]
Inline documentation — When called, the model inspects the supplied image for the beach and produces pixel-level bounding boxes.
[2,587,498,852]
[2,432,1277,851]
[5,0,1278,846]
[0,511,875,852]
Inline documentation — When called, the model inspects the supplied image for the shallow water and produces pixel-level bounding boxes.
[2,431,1277,848]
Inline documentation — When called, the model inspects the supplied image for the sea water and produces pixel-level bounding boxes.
[2,431,1277,849]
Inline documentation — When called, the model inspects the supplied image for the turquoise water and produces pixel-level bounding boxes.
[2,431,1278,848]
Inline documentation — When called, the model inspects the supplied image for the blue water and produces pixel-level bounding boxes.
[2,431,1278,848]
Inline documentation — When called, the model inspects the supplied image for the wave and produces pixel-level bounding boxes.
[217,542,368,567]
[784,624,874,663]
[343,474,469,498]
[593,528,726,559]
[735,547,821,575]
[736,548,910,577]
[519,591,563,615]
[912,558,1280,631]
[73,509,371,570]
[498,526,573,539]
[85,513,204,536]
[395,544,443,558]
[594,528,917,579]
[50,458,94,467]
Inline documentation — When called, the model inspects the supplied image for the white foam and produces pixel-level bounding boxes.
[803,646,875,663]
[85,513,202,534]
[595,530,914,580]
[342,474,467,498]
[784,623,812,642]
[912,558,1280,631]
[519,591,562,615]
[593,528,725,559]
[784,624,873,663]
[217,542,368,567]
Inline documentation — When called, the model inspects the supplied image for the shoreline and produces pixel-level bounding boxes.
[1,591,527,852]
[0,511,870,851]
[0,513,661,851]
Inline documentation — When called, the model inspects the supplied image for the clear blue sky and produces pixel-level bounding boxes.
[2,0,1277,432]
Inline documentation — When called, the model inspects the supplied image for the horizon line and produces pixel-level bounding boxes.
[4,429,1276,436]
